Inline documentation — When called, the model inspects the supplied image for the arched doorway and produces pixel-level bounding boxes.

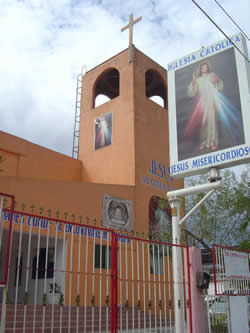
[149,196,172,242]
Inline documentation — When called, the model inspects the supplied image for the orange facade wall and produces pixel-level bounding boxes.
[0,131,82,183]
[0,175,135,222]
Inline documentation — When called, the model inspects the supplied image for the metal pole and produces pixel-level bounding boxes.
[179,189,216,225]
[168,197,185,333]
[168,179,222,198]
[167,168,222,332]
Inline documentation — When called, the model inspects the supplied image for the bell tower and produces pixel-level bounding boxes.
[77,14,179,196]
[78,48,136,185]
[77,45,174,187]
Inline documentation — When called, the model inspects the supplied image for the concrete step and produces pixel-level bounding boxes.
[0,304,168,332]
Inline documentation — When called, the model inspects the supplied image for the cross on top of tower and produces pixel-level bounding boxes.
[121,14,142,63]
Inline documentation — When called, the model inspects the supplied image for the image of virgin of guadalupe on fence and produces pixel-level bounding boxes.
[94,112,113,150]
[175,47,245,161]
[102,194,133,232]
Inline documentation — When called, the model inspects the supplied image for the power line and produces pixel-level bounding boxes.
[192,0,249,63]
[214,0,249,41]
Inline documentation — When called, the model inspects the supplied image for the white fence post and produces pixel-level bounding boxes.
[168,197,185,333]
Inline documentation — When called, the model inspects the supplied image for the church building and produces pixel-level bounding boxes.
[0,43,183,237]
[0,33,186,330]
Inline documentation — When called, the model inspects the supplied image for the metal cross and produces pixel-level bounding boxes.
[121,14,142,63]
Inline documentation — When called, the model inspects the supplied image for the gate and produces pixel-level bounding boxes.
[206,244,250,333]
[0,193,192,332]
[112,233,192,332]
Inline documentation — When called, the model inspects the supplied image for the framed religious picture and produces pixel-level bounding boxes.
[167,33,250,178]
[175,48,244,161]
[102,194,133,231]
[94,112,113,150]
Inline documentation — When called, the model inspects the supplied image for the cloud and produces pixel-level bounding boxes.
[0,0,249,157]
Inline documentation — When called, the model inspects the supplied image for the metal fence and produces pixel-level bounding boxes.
[112,233,192,332]
[205,276,230,333]
[0,193,192,332]
[212,244,250,296]
[204,245,250,333]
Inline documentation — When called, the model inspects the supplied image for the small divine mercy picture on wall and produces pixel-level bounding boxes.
[94,112,113,150]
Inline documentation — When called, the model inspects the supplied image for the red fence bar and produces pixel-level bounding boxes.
[111,231,116,333]
[114,234,118,333]
[186,247,193,333]
[0,192,15,286]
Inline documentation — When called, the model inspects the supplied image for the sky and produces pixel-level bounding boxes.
[0,0,249,158]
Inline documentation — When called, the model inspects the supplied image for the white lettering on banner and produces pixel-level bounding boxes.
[2,211,129,243]
[170,145,250,176]
[167,35,240,72]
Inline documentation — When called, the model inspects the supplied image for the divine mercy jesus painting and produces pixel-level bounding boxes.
[94,112,113,150]
[175,47,245,161]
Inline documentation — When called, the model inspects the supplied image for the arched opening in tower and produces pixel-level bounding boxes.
[145,69,167,108]
[93,68,120,108]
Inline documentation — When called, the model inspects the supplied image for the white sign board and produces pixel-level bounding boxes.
[224,249,250,280]
[167,33,250,177]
